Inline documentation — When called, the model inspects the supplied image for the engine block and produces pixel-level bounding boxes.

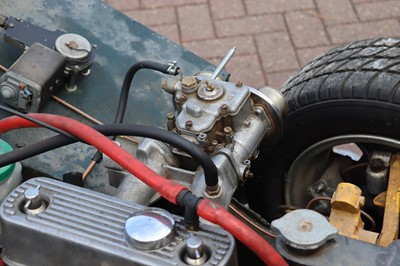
[0,178,237,266]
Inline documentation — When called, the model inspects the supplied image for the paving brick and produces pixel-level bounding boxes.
[151,24,181,44]
[351,0,389,3]
[225,54,266,88]
[178,5,214,42]
[355,1,400,21]
[215,14,285,38]
[316,0,358,25]
[285,11,330,48]
[244,0,314,15]
[266,71,296,89]
[183,36,256,59]
[125,7,176,26]
[210,0,245,20]
[106,0,139,11]
[328,19,400,44]
[256,31,299,72]
[141,0,206,9]
[297,46,336,66]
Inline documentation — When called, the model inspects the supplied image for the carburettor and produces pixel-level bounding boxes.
[160,74,287,206]
[103,50,288,209]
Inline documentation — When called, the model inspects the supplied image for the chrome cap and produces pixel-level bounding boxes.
[125,208,175,250]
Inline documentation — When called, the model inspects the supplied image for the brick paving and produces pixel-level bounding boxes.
[106,0,400,89]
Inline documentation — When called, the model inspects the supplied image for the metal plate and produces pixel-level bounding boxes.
[0,0,228,192]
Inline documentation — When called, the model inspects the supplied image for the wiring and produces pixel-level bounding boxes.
[0,122,219,188]
[114,61,179,124]
[88,60,180,182]
[306,196,376,231]
[0,104,76,139]
[229,203,277,238]
[0,113,287,266]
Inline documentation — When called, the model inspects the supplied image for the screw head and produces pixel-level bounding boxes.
[223,126,232,134]
[185,120,193,129]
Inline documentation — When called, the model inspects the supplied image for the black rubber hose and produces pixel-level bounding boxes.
[91,61,179,172]
[114,61,178,124]
[0,124,219,188]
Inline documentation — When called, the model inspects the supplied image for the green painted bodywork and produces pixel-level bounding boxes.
[0,0,227,189]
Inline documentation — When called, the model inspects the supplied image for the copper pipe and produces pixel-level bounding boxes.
[229,204,277,238]
[0,64,8,72]
[52,95,103,125]
[52,95,139,144]
[82,160,97,181]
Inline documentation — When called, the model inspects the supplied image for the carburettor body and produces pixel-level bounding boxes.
[108,75,288,208]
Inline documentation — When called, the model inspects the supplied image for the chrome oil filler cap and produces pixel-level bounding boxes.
[124,208,175,250]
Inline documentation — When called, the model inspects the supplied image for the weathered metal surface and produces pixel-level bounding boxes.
[378,153,400,246]
[329,182,378,244]
[0,0,227,190]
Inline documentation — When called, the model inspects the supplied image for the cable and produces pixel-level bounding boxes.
[0,114,286,266]
[229,203,277,238]
[198,199,287,265]
[114,61,179,124]
[305,196,332,209]
[51,95,139,144]
[0,121,219,188]
[0,104,76,139]
[306,196,376,231]
[88,60,179,180]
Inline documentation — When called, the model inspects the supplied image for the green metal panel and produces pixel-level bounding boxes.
[0,0,228,188]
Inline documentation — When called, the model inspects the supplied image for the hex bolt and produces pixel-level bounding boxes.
[185,120,193,129]
[182,76,197,88]
[244,169,254,179]
[197,132,207,142]
[315,183,325,193]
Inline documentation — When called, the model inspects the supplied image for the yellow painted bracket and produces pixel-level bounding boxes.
[378,153,400,247]
[329,183,379,244]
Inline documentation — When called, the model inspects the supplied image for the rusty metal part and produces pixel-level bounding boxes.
[373,191,386,208]
[378,153,400,246]
[329,182,379,244]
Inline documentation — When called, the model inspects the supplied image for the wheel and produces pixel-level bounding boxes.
[247,37,400,221]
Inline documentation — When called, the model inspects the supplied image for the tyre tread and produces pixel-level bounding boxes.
[283,38,400,110]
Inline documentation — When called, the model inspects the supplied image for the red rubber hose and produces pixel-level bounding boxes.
[0,114,287,266]
[198,199,288,266]
[0,114,186,204]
